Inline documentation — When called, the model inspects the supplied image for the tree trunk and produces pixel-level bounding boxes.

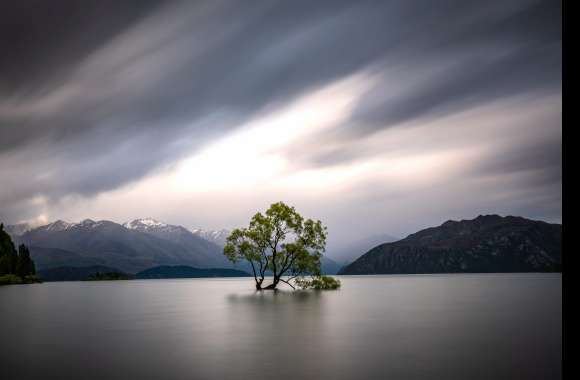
[261,276,280,290]
[255,278,264,290]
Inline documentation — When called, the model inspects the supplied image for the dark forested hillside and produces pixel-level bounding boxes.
[340,215,561,275]
[0,223,37,284]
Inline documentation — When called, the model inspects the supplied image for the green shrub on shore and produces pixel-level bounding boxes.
[0,274,22,285]
[0,274,42,285]
[23,275,42,284]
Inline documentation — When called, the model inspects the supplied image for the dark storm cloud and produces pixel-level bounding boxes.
[322,0,561,136]
[0,0,561,224]
[349,46,560,132]
[471,136,561,180]
[0,0,166,90]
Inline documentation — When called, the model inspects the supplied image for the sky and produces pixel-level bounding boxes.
[0,0,561,250]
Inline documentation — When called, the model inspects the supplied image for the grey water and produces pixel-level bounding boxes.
[0,274,561,380]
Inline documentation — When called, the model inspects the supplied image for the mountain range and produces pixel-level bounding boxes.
[8,214,559,279]
[190,228,231,247]
[339,215,561,275]
[7,218,342,275]
[10,219,233,273]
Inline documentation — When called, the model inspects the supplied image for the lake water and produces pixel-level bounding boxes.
[0,274,561,380]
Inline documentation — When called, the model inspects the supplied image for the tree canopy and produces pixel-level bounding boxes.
[224,202,329,290]
[0,223,38,284]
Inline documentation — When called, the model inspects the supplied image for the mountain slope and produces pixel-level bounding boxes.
[191,228,231,246]
[135,265,250,279]
[27,246,107,269]
[16,219,229,273]
[4,222,32,238]
[37,265,128,281]
[123,218,229,267]
[320,256,342,275]
[339,215,561,275]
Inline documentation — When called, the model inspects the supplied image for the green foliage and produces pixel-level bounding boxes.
[310,275,341,290]
[0,223,18,275]
[16,244,35,277]
[0,273,42,285]
[0,255,11,275]
[0,223,38,282]
[0,274,23,285]
[295,275,341,290]
[22,275,42,284]
[224,202,327,290]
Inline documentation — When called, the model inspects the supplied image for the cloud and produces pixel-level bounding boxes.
[0,0,561,248]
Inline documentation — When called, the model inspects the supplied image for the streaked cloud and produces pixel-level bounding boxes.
[0,0,561,251]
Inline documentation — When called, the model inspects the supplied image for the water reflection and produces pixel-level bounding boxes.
[227,288,323,304]
[0,275,561,380]
[219,290,328,378]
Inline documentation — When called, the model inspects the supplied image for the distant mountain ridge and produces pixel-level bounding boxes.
[135,265,250,279]
[37,265,128,281]
[11,218,230,273]
[4,223,32,237]
[122,218,230,265]
[191,228,231,247]
[7,217,383,276]
[339,215,561,275]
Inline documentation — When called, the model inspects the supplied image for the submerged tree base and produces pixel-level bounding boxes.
[254,276,341,291]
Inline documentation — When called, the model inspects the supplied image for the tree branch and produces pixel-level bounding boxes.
[279,278,296,290]
[281,254,298,275]
[248,259,258,283]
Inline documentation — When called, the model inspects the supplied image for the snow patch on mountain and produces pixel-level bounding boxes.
[190,228,230,246]
[28,219,112,233]
[38,220,74,231]
[123,218,169,230]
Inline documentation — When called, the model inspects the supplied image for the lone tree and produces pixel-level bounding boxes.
[224,202,327,290]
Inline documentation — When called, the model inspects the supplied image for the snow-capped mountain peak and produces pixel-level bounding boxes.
[190,228,231,246]
[123,218,170,231]
[39,220,74,232]
[35,219,111,231]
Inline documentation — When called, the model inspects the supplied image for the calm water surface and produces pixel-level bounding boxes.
[0,274,561,380]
